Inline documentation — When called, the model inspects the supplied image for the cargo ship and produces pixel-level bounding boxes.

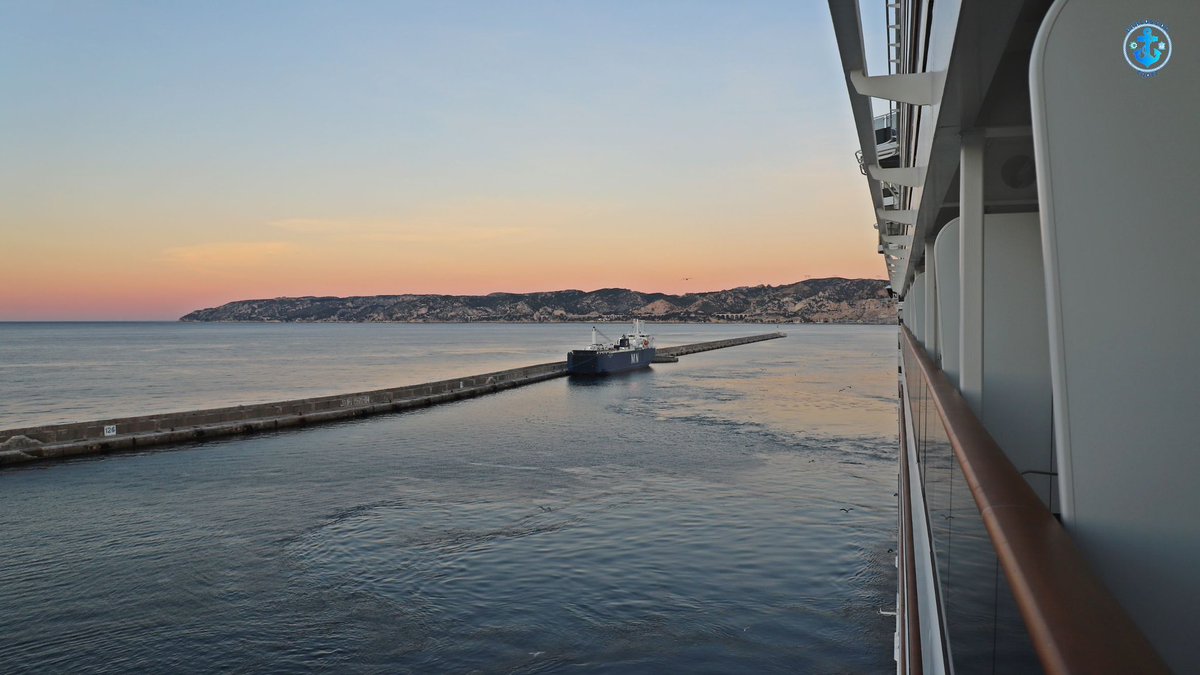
[828,0,1193,672]
[566,320,656,375]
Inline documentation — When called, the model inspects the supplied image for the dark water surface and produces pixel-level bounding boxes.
[0,324,897,673]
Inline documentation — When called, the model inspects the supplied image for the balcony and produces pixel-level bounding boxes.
[896,326,1167,674]
[855,110,899,176]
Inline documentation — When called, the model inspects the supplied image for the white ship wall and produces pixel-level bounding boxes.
[933,220,960,388]
[979,213,1054,506]
[1032,0,1200,670]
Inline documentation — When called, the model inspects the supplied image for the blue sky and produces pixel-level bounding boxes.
[1,1,889,319]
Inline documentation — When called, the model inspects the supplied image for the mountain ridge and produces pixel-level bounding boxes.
[180,278,896,324]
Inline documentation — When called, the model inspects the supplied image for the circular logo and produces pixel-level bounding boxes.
[1124,23,1172,74]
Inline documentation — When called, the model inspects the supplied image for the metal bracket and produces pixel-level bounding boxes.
[869,164,927,188]
[877,208,917,225]
[850,69,945,106]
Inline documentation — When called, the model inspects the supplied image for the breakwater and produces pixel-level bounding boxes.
[657,331,785,357]
[0,332,785,468]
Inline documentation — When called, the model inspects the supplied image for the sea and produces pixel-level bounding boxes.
[0,322,898,673]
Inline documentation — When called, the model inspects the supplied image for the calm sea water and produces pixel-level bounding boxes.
[0,323,898,673]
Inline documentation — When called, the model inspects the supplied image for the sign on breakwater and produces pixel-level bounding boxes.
[0,332,785,468]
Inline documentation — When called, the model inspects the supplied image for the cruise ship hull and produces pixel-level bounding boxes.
[566,347,655,375]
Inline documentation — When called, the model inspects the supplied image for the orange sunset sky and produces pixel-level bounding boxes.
[1,2,885,320]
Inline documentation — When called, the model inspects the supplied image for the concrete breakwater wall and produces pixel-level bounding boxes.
[0,362,567,467]
[657,332,786,357]
[0,331,785,468]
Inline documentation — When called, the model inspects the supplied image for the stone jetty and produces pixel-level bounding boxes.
[0,332,785,468]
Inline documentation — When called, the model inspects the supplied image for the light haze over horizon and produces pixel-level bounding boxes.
[2,1,889,320]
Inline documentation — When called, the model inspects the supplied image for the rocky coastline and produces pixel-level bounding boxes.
[181,278,896,324]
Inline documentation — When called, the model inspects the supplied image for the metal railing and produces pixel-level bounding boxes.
[899,326,1167,674]
[856,111,900,175]
[886,0,901,75]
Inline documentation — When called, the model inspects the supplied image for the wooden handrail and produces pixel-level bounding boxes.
[899,326,1167,674]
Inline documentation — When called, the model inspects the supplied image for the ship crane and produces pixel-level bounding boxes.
[590,326,616,349]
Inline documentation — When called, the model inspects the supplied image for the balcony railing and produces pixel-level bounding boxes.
[856,111,900,175]
[898,326,1167,674]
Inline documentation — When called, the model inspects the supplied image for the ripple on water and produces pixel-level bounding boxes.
[0,325,899,673]
[276,456,893,672]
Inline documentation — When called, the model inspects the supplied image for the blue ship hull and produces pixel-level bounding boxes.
[567,347,655,375]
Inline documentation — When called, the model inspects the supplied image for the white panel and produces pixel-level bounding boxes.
[868,164,926,187]
[877,208,918,225]
[923,243,939,362]
[934,219,961,387]
[959,132,985,414]
[981,213,1053,505]
[851,70,944,105]
[1032,1,1200,670]
[908,274,927,346]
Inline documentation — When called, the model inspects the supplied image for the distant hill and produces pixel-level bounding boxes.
[180,278,896,324]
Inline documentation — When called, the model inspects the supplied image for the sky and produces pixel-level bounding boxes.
[1,1,888,320]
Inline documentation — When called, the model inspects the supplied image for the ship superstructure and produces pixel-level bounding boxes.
[829,1,1197,672]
